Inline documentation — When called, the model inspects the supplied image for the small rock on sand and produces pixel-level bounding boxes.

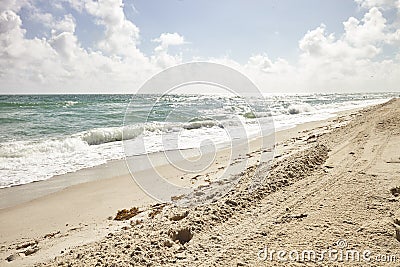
[170,210,189,221]
[6,254,19,262]
[175,252,186,259]
[24,246,40,256]
[395,227,400,242]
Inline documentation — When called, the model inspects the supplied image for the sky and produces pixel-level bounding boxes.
[0,0,399,94]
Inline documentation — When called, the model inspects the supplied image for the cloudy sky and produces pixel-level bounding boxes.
[0,0,399,94]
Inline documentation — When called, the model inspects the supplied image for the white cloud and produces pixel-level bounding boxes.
[0,10,21,33]
[0,0,30,12]
[0,10,63,87]
[29,11,54,26]
[246,54,273,72]
[0,1,399,93]
[50,32,78,60]
[83,0,144,60]
[295,7,399,87]
[150,32,186,68]
[343,8,387,46]
[299,23,380,60]
[153,32,186,52]
[0,6,156,93]
[245,54,292,75]
[391,29,400,43]
[355,0,400,9]
[0,1,185,93]
[51,2,64,10]
[53,14,76,33]
[66,0,85,12]
[221,6,400,93]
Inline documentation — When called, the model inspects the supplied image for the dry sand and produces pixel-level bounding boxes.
[1,99,399,266]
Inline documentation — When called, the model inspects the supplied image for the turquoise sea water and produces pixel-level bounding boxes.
[0,92,397,188]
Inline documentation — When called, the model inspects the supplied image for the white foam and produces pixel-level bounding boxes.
[287,103,316,114]
[0,137,124,188]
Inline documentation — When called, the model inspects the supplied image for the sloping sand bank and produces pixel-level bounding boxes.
[2,99,400,266]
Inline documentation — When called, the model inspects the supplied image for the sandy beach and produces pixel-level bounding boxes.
[1,99,399,266]
[2,0,400,266]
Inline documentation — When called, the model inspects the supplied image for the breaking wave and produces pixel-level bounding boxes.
[287,103,316,114]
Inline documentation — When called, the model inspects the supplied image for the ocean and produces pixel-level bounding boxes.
[0,92,397,188]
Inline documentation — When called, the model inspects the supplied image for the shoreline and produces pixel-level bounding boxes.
[1,96,392,194]
[0,103,368,210]
[0,101,392,266]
